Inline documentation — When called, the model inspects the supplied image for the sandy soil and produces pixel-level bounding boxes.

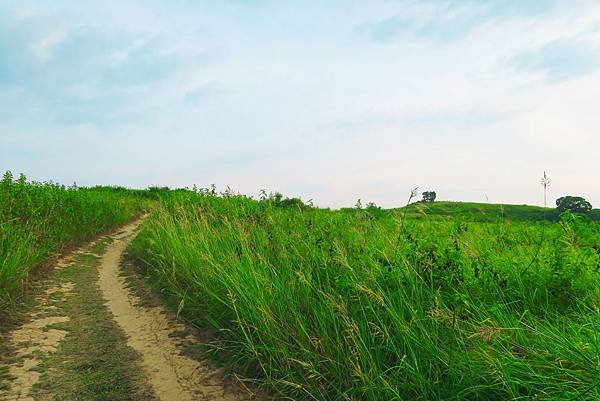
[2,280,75,401]
[97,220,249,401]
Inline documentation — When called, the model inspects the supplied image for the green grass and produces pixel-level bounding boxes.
[399,201,600,222]
[0,171,148,313]
[5,173,600,399]
[400,201,553,222]
[131,191,600,400]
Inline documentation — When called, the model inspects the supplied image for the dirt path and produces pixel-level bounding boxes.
[98,221,249,401]
[0,245,102,401]
[2,281,73,401]
[1,219,255,401]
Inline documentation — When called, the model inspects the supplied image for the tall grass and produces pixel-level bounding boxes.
[132,191,600,400]
[0,171,147,310]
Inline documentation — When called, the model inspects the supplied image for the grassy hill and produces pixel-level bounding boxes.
[400,201,600,222]
[400,201,559,222]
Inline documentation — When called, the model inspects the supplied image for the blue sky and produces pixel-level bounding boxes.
[2,0,600,208]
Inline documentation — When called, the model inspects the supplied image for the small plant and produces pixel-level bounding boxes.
[409,187,419,203]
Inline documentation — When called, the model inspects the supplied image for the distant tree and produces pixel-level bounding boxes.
[366,202,381,212]
[556,196,592,214]
[279,197,305,208]
[422,191,436,203]
[264,191,308,209]
[272,192,283,203]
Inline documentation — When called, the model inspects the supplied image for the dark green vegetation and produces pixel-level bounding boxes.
[557,196,593,214]
[0,172,148,312]
[131,191,600,400]
[421,191,437,203]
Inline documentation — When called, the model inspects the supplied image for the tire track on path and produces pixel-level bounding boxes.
[98,219,252,401]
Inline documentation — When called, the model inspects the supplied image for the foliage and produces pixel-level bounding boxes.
[422,190,437,202]
[556,196,593,214]
[131,191,600,400]
[260,190,310,209]
[5,172,600,399]
[0,172,147,311]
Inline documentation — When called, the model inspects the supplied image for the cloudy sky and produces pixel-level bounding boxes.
[1,1,599,208]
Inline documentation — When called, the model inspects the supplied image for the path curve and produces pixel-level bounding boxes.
[98,219,246,401]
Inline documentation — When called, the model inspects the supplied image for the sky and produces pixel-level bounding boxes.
[1,0,600,208]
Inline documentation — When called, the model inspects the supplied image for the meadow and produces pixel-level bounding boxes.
[3,174,600,400]
[0,172,147,312]
[131,191,600,400]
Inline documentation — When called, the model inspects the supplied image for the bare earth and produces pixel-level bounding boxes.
[1,219,254,401]
[99,220,246,401]
[1,248,92,401]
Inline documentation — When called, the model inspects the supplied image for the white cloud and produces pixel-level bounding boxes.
[2,0,600,207]
[30,29,67,63]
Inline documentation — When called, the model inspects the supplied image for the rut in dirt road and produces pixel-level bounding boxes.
[97,220,252,401]
[1,229,156,401]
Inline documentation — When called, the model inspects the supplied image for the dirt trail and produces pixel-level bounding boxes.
[98,220,248,401]
[3,286,73,401]
[1,220,254,401]
[1,248,87,401]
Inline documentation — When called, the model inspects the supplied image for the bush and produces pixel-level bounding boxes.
[0,172,147,310]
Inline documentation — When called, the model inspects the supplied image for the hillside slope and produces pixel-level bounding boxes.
[399,201,600,222]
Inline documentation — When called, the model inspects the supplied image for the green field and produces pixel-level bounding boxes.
[3,175,600,399]
[131,191,600,400]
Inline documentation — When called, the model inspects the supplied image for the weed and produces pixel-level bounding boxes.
[130,191,600,400]
[0,172,148,312]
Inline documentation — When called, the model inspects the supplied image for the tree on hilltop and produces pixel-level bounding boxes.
[556,196,592,214]
[422,191,436,203]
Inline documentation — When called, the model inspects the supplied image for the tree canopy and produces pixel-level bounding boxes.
[556,196,592,214]
[422,191,437,203]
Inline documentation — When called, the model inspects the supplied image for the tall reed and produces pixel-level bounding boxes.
[0,172,147,310]
[132,191,600,400]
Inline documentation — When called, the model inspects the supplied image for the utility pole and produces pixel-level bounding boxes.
[540,171,550,208]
